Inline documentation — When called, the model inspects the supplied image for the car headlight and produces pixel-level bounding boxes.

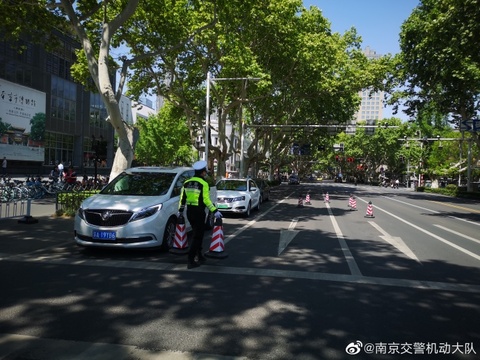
[77,207,85,220]
[130,204,162,222]
[232,196,246,202]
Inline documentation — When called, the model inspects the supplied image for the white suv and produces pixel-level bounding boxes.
[74,166,217,250]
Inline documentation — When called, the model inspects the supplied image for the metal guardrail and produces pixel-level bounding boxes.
[0,190,97,220]
[0,199,31,219]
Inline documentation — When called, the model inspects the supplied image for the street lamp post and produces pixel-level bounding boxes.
[205,72,211,168]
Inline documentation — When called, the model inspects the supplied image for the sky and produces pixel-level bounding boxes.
[303,0,421,119]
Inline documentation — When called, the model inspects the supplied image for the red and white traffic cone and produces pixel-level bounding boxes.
[324,192,330,203]
[169,214,189,255]
[349,196,357,211]
[305,192,311,205]
[364,201,375,218]
[205,217,229,259]
[297,195,304,207]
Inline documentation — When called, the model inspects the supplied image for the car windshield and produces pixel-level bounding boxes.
[100,172,176,196]
[216,180,247,191]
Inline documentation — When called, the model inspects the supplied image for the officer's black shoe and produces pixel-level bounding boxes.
[187,261,200,269]
[197,254,207,264]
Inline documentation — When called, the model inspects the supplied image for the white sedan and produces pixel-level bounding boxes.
[216,178,261,217]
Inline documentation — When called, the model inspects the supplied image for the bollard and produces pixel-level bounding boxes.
[18,199,38,224]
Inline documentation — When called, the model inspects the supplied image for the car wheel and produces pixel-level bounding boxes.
[161,217,177,251]
[244,202,251,217]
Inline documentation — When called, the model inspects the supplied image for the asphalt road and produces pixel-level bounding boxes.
[0,182,479,360]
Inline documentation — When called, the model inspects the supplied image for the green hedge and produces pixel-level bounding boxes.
[56,190,100,216]
[420,184,480,199]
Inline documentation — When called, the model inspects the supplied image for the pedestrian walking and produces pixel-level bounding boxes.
[58,161,64,181]
[49,165,60,182]
[178,160,222,269]
[64,165,77,185]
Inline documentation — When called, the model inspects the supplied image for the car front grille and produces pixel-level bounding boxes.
[217,198,234,203]
[84,209,133,227]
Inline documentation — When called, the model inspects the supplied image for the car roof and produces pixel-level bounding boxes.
[125,166,193,174]
[218,178,253,181]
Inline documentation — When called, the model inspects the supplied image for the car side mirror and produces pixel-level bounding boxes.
[250,187,257,192]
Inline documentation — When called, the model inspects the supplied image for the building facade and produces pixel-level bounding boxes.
[354,46,384,123]
[0,32,114,178]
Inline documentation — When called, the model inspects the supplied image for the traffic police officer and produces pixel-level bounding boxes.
[179,160,222,269]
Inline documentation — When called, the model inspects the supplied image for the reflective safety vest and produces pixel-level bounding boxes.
[179,176,217,213]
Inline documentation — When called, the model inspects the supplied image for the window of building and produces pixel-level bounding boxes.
[0,41,35,87]
[51,75,76,122]
[89,93,108,130]
[44,132,74,166]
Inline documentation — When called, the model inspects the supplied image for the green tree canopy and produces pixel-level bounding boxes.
[135,102,194,166]
[394,0,480,129]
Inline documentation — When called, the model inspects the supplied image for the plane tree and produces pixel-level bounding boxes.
[134,102,194,166]
[389,0,480,145]
[331,119,407,183]
[126,0,388,178]
[2,0,391,180]
[1,0,218,180]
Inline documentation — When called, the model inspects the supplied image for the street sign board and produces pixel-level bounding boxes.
[460,119,479,132]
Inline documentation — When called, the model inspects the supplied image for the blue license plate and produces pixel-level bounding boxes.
[92,230,116,240]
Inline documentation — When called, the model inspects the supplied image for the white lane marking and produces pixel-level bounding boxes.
[368,221,420,262]
[381,196,440,213]
[278,231,299,256]
[3,254,480,294]
[356,196,480,262]
[325,203,362,276]
[223,199,285,245]
[448,215,480,227]
[434,224,480,245]
[288,218,298,230]
[383,196,480,227]
[0,333,245,360]
[278,218,299,255]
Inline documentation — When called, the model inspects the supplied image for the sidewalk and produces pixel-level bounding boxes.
[28,198,58,218]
